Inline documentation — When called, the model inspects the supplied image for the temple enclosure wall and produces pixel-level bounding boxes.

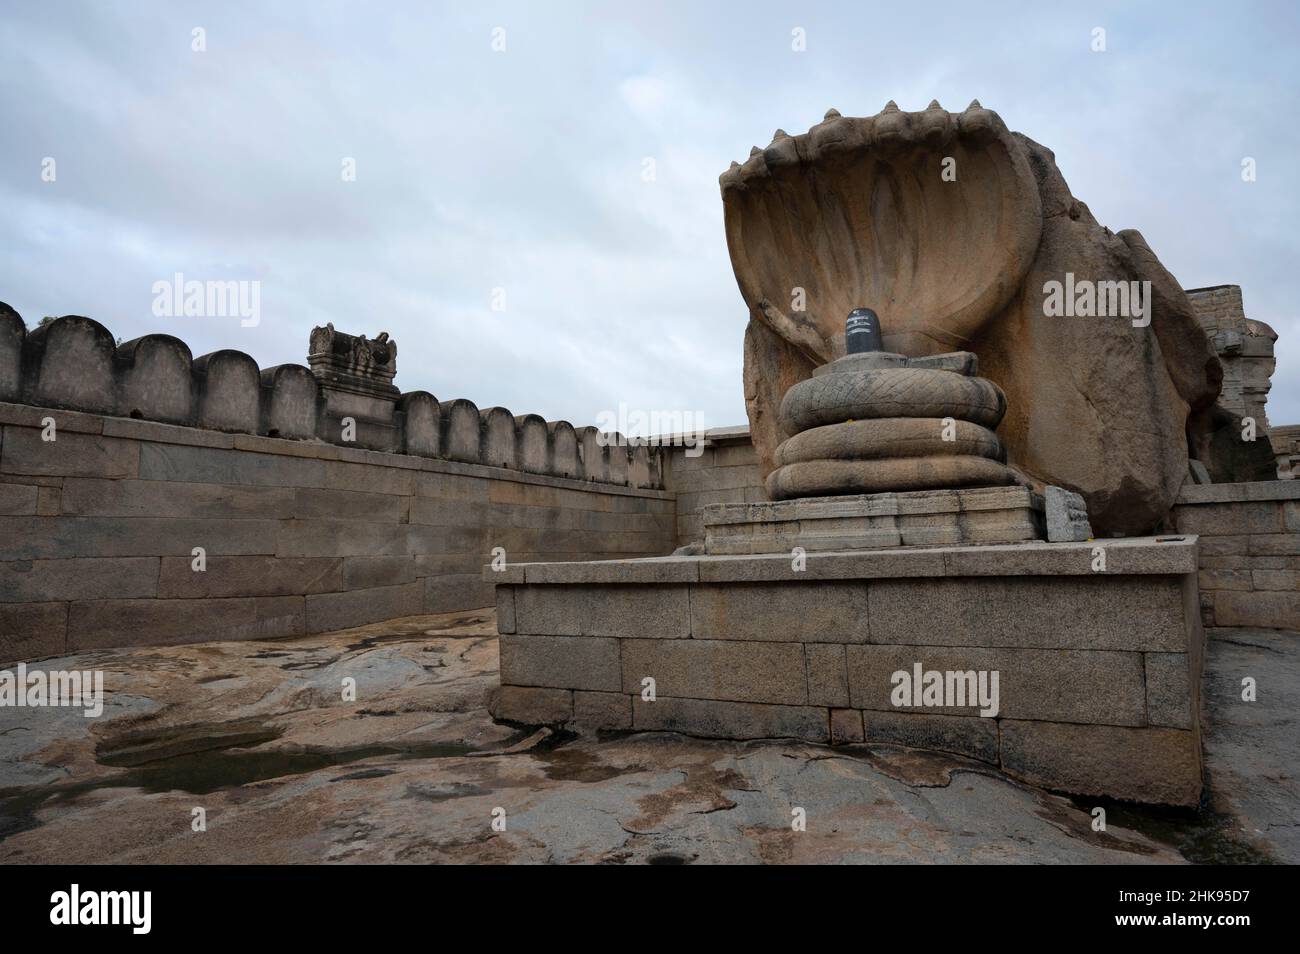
[658,427,765,547]
[0,401,674,663]
[1172,481,1300,631]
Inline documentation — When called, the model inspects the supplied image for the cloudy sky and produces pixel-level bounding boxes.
[2,1,1297,430]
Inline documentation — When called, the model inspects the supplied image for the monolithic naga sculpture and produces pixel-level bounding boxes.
[721,100,1246,536]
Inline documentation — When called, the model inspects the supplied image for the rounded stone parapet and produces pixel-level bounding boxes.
[398,391,441,458]
[629,443,654,489]
[0,303,24,402]
[193,350,261,433]
[515,413,549,475]
[548,421,580,480]
[480,406,517,470]
[578,426,606,482]
[0,303,665,489]
[117,334,193,424]
[443,399,482,463]
[22,315,117,414]
[259,365,320,440]
[606,437,630,486]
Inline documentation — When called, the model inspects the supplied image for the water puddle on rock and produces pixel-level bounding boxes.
[0,717,533,843]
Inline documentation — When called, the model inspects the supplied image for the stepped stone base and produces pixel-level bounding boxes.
[702,486,1045,555]
[487,536,1206,806]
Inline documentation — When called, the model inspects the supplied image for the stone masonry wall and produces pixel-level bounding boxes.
[1172,481,1300,631]
[489,539,1206,806]
[0,401,675,663]
[660,427,766,547]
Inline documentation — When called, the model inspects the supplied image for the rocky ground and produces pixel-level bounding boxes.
[0,611,1293,864]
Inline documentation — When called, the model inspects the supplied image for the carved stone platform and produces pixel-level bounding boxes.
[701,486,1045,555]
[486,536,1205,806]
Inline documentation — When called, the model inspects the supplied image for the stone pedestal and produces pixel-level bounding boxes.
[702,486,1044,555]
[487,536,1205,806]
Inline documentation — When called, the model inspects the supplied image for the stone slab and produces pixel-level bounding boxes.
[867,576,1189,651]
[496,585,516,634]
[513,584,690,638]
[493,537,1199,585]
[631,696,828,742]
[829,707,864,744]
[0,603,67,663]
[690,581,869,642]
[702,486,1044,555]
[862,709,999,763]
[499,633,621,692]
[159,555,342,599]
[0,483,36,515]
[1,557,159,602]
[805,643,850,706]
[0,516,281,561]
[1213,590,1300,631]
[2,427,139,479]
[999,720,1202,807]
[572,690,632,730]
[489,685,573,725]
[1175,480,1300,505]
[68,596,305,650]
[60,477,296,519]
[620,638,807,705]
[1145,652,1193,729]
[303,581,424,633]
[845,644,1147,725]
[1044,485,1093,542]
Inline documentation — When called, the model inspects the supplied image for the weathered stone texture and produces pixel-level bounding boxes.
[868,576,1188,651]
[0,602,66,664]
[1172,482,1300,629]
[1,557,158,602]
[999,720,1202,806]
[489,685,573,725]
[620,638,807,705]
[0,400,673,653]
[690,581,869,642]
[68,595,305,650]
[863,710,999,763]
[2,427,139,479]
[572,690,632,731]
[514,584,689,638]
[805,643,850,707]
[829,707,864,744]
[660,433,766,547]
[632,696,829,742]
[302,581,422,633]
[493,540,1204,804]
[845,644,1146,725]
[499,633,621,692]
